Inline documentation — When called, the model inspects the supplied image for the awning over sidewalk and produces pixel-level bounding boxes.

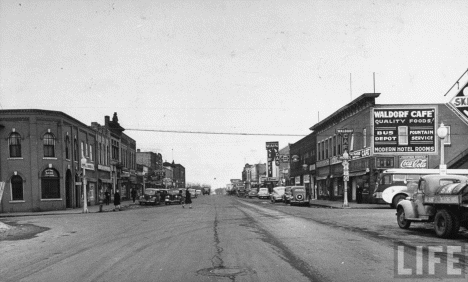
[349,171,368,177]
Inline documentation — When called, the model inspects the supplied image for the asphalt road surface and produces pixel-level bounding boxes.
[0,196,465,282]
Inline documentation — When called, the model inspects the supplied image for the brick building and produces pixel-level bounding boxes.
[0,109,97,212]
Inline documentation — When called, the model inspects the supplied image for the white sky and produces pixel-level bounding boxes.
[1,0,467,187]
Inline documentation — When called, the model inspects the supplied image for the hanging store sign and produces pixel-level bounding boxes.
[291,155,299,162]
[373,108,436,154]
[449,80,468,121]
[280,154,290,163]
[349,147,371,159]
[266,142,279,177]
[399,155,428,169]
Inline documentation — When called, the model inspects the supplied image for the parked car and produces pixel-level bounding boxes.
[165,190,183,205]
[196,190,202,196]
[396,174,468,238]
[270,186,286,203]
[247,189,258,198]
[188,188,197,198]
[138,188,162,205]
[257,188,270,199]
[290,186,310,206]
[282,186,292,204]
[203,187,210,195]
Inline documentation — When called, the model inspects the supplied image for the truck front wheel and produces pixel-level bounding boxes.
[397,207,411,229]
[434,209,459,238]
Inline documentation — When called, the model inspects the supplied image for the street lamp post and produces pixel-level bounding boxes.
[341,150,350,208]
[437,122,448,175]
[81,157,88,213]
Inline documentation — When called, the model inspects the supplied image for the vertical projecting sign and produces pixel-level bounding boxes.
[373,108,436,154]
[449,80,468,121]
[266,142,279,177]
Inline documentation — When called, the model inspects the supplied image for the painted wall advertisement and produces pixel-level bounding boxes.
[399,155,428,168]
[266,142,279,177]
[373,108,436,154]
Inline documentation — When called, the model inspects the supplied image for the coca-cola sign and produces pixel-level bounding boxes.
[399,156,428,168]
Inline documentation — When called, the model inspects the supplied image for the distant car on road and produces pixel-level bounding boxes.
[165,190,183,205]
[196,190,202,197]
[257,188,270,199]
[290,186,310,206]
[188,188,197,198]
[270,186,285,203]
[138,188,162,205]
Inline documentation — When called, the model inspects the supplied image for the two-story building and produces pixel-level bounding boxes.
[0,109,97,212]
[310,93,468,203]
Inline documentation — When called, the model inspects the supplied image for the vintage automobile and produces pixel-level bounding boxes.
[138,188,162,205]
[289,186,310,206]
[396,174,468,238]
[188,188,197,198]
[247,188,258,198]
[282,186,293,204]
[257,188,270,199]
[165,190,183,205]
[270,186,286,203]
[196,190,202,196]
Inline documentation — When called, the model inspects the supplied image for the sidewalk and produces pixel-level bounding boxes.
[309,199,391,209]
[0,200,138,218]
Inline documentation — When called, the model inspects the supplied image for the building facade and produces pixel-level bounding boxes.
[310,93,468,203]
[0,109,97,212]
[289,133,316,198]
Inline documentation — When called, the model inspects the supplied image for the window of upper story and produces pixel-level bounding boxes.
[325,139,330,159]
[9,132,22,158]
[363,128,367,148]
[89,144,93,162]
[332,136,336,156]
[81,141,85,158]
[43,133,56,158]
[65,135,70,160]
[74,137,78,161]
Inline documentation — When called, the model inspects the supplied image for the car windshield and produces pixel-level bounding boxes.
[144,189,157,195]
[259,188,268,193]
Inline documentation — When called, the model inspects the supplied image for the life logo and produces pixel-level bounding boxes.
[450,84,468,119]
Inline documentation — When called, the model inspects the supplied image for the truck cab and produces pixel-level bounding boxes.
[396,174,468,238]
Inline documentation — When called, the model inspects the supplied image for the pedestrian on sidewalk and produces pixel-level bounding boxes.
[113,189,121,211]
[356,185,363,204]
[182,188,192,209]
[131,188,137,203]
[104,189,110,205]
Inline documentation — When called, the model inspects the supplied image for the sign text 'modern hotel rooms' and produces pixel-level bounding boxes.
[373,108,436,154]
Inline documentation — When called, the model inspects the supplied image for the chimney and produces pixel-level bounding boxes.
[105,115,110,126]
[137,149,141,152]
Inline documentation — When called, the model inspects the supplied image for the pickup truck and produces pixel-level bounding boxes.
[396,174,468,238]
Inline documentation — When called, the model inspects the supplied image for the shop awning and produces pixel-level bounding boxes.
[349,171,368,177]
[316,176,329,180]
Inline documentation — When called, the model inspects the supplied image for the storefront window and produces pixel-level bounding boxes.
[41,168,60,199]
[11,175,23,200]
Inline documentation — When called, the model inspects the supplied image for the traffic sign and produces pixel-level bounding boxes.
[343,175,349,181]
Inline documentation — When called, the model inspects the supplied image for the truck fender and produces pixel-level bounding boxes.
[397,199,418,218]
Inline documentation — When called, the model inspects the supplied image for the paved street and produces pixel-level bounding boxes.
[1,195,466,282]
